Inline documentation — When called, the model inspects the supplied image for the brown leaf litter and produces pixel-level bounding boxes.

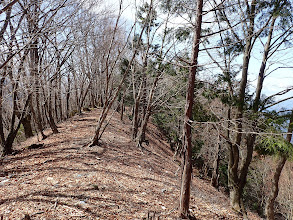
[0,108,261,219]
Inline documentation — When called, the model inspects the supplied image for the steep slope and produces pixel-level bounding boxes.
[0,109,260,219]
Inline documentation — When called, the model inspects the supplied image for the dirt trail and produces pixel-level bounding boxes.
[0,109,260,219]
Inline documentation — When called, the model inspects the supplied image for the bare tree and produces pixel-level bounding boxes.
[179,0,203,217]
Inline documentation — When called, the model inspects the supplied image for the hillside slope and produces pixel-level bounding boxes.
[0,109,261,219]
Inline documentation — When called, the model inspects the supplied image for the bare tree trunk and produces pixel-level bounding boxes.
[0,75,7,154]
[28,0,47,140]
[43,84,59,134]
[22,114,34,138]
[228,1,256,216]
[136,72,160,148]
[211,142,221,189]
[66,74,71,119]
[179,0,203,217]
[45,104,59,134]
[29,94,47,140]
[132,82,143,139]
[265,110,293,219]
[265,156,286,220]
[229,11,276,216]
[136,104,151,147]
[120,93,125,121]
[57,72,63,121]
[90,0,153,147]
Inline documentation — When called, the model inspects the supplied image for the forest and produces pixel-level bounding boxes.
[1,0,293,219]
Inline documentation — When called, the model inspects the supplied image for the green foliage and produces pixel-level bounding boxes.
[256,134,293,158]
[258,0,293,44]
[192,139,204,160]
[255,110,293,158]
[218,35,244,55]
[120,58,130,75]
[243,164,266,217]
[218,163,229,192]
[137,2,159,33]
[160,0,197,16]
[192,100,217,122]
[16,124,27,143]
[160,63,177,76]
[153,111,182,147]
[175,27,191,41]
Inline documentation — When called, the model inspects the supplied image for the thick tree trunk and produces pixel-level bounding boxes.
[29,95,47,140]
[136,105,151,148]
[22,115,34,138]
[228,1,256,216]
[28,0,46,140]
[2,137,13,155]
[229,13,276,216]
[179,0,203,217]
[46,92,59,134]
[1,94,31,156]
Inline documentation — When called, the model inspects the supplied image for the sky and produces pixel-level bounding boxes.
[103,0,293,111]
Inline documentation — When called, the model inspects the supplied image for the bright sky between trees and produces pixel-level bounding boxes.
[105,0,293,111]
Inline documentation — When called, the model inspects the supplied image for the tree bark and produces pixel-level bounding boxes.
[265,156,286,220]
[22,115,34,138]
[265,110,293,219]
[66,74,71,119]
[228,1,256,216]
[28,0,47,140]
[90,0,154,146]
[179,0,203,217]
[211,142,220,189]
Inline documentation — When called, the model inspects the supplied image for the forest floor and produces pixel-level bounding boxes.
[0,108,261,220]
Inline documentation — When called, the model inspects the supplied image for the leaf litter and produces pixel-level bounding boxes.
[0,109,261,219]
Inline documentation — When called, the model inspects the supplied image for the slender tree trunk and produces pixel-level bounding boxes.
[120,94,124,121]
[57,73,63,121]
[265,156,286,220]
[179,0,203,217]
[45,105,59,134]
[136,105,151,147]
[30,93,47,139]
[132,98,140,139]
[90,0,153,147]
[211,142,221,189]
[131,73,143,139]
[136,71,160,147]
[0,74,7,154]
[265,110,293,219]
[66,75,71,119]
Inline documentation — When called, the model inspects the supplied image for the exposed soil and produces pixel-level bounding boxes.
[0,109,261,219]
